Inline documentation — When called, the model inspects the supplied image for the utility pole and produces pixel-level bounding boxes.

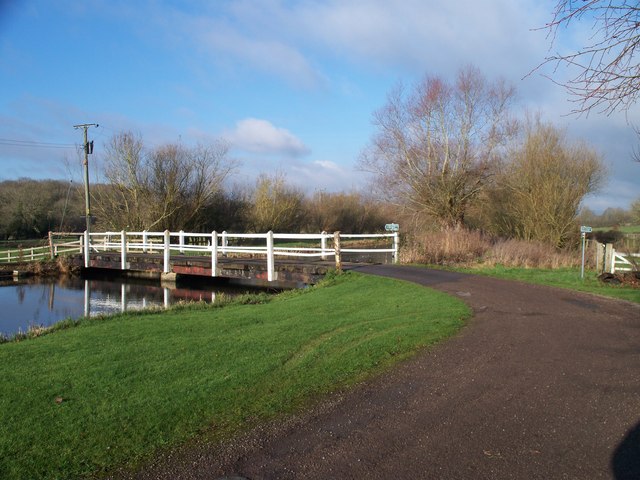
[73,123,98,237]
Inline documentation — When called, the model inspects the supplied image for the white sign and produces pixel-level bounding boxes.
[385,223,399,232]
[580,225,593,233]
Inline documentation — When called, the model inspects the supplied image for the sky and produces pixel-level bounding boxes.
[0,0,638,213]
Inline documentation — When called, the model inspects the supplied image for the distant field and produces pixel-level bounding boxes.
[593,225,640,234]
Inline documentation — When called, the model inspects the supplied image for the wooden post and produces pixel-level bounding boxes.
[595,242,604,273]
[267,230,275,282]
[179,230,185,253]
[604,243,614,273]
[48,231,54,260]
[334,231,342,271]
[142,230,148,253]
[211,231,218,277]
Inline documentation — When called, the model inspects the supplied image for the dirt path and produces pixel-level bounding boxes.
[128,266,640,480]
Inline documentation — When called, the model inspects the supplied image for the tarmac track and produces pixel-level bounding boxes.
[127,265,640,480]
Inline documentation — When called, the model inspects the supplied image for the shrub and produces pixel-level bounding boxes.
[401,227,580,268]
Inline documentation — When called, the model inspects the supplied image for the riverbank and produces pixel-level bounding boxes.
[0,257,81,278]
[0,271,470,479]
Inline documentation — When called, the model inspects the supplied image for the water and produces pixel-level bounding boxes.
[0,274,258,338]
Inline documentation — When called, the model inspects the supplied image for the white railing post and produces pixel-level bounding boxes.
[393,232,399,264]
[163,230,171,273]
[179,230,185,253]
[120,230,127,270]
[142,230,148,253]
[211,231,218,277]
[321,231,327,260]
[84,230,90,268]
[221,231,228,256]
[267,230,274,281]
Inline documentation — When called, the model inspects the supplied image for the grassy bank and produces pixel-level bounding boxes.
[0,272,469,479]
[453,265,640,303]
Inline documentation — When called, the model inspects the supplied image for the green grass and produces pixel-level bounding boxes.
[452,265,640,303]
[0,272,469,479]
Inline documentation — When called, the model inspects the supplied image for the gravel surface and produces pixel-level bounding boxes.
[119,265,640,480]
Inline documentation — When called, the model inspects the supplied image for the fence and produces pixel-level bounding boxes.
[48,230,398,282]
[612,251,639,273]
[0,238,83,264]
[597,242,639,273]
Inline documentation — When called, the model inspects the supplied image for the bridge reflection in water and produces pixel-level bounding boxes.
[81,278,217,317]
[0,275,246,338]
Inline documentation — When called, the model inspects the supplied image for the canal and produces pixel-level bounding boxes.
[0,272,269,338]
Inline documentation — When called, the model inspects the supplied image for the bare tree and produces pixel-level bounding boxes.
[304,191,386,233]
[489,118,606,247]
[361,66,516,229]
[540,1,640,115]
[247,173,304,232]
[94,132,235,231]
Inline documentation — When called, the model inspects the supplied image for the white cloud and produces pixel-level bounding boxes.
[313,160,342,172]
[195,21,326,89]
[225,118,310,156]
[227,0,552,79]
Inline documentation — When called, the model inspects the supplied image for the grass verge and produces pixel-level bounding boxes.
[451,265,640,303]
[0,271,469,479]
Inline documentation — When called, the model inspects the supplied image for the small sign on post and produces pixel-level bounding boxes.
[385,223,399,232]
[580,226,592,279]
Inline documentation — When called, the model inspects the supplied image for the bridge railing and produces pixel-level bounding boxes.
[62,229,399,282]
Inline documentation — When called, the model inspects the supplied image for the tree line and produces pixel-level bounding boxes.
[0,175,388,241]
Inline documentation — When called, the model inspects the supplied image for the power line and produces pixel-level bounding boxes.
[0,137,76,148]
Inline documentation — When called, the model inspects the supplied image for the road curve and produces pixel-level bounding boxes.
[129,265,640,480]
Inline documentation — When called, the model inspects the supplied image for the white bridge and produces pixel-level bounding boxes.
[36,230,400,284]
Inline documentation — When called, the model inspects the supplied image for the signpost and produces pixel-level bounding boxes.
[385,223,399,232]
[580,226,592,279]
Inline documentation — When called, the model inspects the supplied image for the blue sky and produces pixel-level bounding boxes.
[1,0,638,213]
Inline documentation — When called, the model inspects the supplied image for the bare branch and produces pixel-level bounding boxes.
[535,1,640,115]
